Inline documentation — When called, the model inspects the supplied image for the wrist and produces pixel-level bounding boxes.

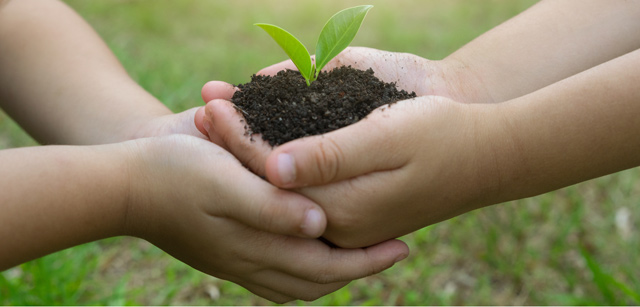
[463,102,524,207]
[114,136,190,242]
[437,56,496,104]
[112,139,156,239]
[97,89,174,143]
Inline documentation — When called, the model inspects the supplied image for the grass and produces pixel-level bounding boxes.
[1,0,639,305]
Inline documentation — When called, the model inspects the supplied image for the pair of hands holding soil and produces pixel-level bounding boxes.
[129,47,489,303]
[195,47,490,247]
[178,1,640,301]
[149,47,459,303]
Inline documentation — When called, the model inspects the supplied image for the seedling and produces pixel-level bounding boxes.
[255,5,373,86]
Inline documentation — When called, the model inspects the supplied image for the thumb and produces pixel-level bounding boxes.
[204,99,274,176]
[226,181,328,238]
[264,104,409,188]
[194,106,208,137]
[257,59,298,76]
[256,54,315,76]
[213,142,327,238]
[201,80,237,103]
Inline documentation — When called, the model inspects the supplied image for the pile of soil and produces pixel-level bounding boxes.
[232,66,416,146]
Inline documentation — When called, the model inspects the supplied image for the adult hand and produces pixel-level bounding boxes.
[124,135,409,303]
[198,95,507,248]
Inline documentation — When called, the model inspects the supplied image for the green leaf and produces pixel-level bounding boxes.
[315,5,373,75]
[255,23,314,84]
[580,246,640,304]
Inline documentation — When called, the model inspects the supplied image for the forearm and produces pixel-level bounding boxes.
[0,144,131,270]
[0,0,171,145]
[440,0,640,104]
[487,48,640,203]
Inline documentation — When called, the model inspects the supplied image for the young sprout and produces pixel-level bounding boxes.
[255,5,373,86]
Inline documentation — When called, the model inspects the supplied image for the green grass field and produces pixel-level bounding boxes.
[1,0,639,305]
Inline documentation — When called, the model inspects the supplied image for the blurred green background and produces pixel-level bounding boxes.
[1,0,639,305]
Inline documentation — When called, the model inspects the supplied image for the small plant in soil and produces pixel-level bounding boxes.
[233,5,416,146]
[256,5,373,86]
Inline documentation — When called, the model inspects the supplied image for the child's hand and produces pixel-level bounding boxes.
[192,48,501,248]
[197,95,504,248]
[123,135,409,302]
[251,46,494,104]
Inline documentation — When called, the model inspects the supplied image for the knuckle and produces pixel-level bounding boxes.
[255,201,277,231]
[243,152,266,176]
[312,138,345,183]
[328,214,358,235]
[222,129,261,164]
[365,251,389,276]
[256,197,304,235]
[300,257,338,285]
[326,203,360,232]
[310,268,336,285]
[306,250,355,285]
[323,208,370,248]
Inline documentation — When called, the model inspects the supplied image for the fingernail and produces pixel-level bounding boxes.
[394,253,408,263]
[302,209,323,237]
[277,153,296,185]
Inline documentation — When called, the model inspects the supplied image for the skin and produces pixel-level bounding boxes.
[197,0,640,248]
[0,0,409,303]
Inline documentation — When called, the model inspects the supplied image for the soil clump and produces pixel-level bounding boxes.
[232,66,416,146]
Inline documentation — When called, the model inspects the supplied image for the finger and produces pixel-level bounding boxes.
[257,59,298,76]
[204,99,273,176]
[264,102,413,188]
[201,80,237,103]
[257,54,316,76]
[196,104,226,147]
[194,106,207,136]
[249,270,350,302]
[240,282,295,304]
[219,162,327,238]
[270,238,409,283]
[322,46,375,72]
[200,81,238,147]
[300,170,413,248]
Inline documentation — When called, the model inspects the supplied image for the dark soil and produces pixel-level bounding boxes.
[232,66,416,146]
